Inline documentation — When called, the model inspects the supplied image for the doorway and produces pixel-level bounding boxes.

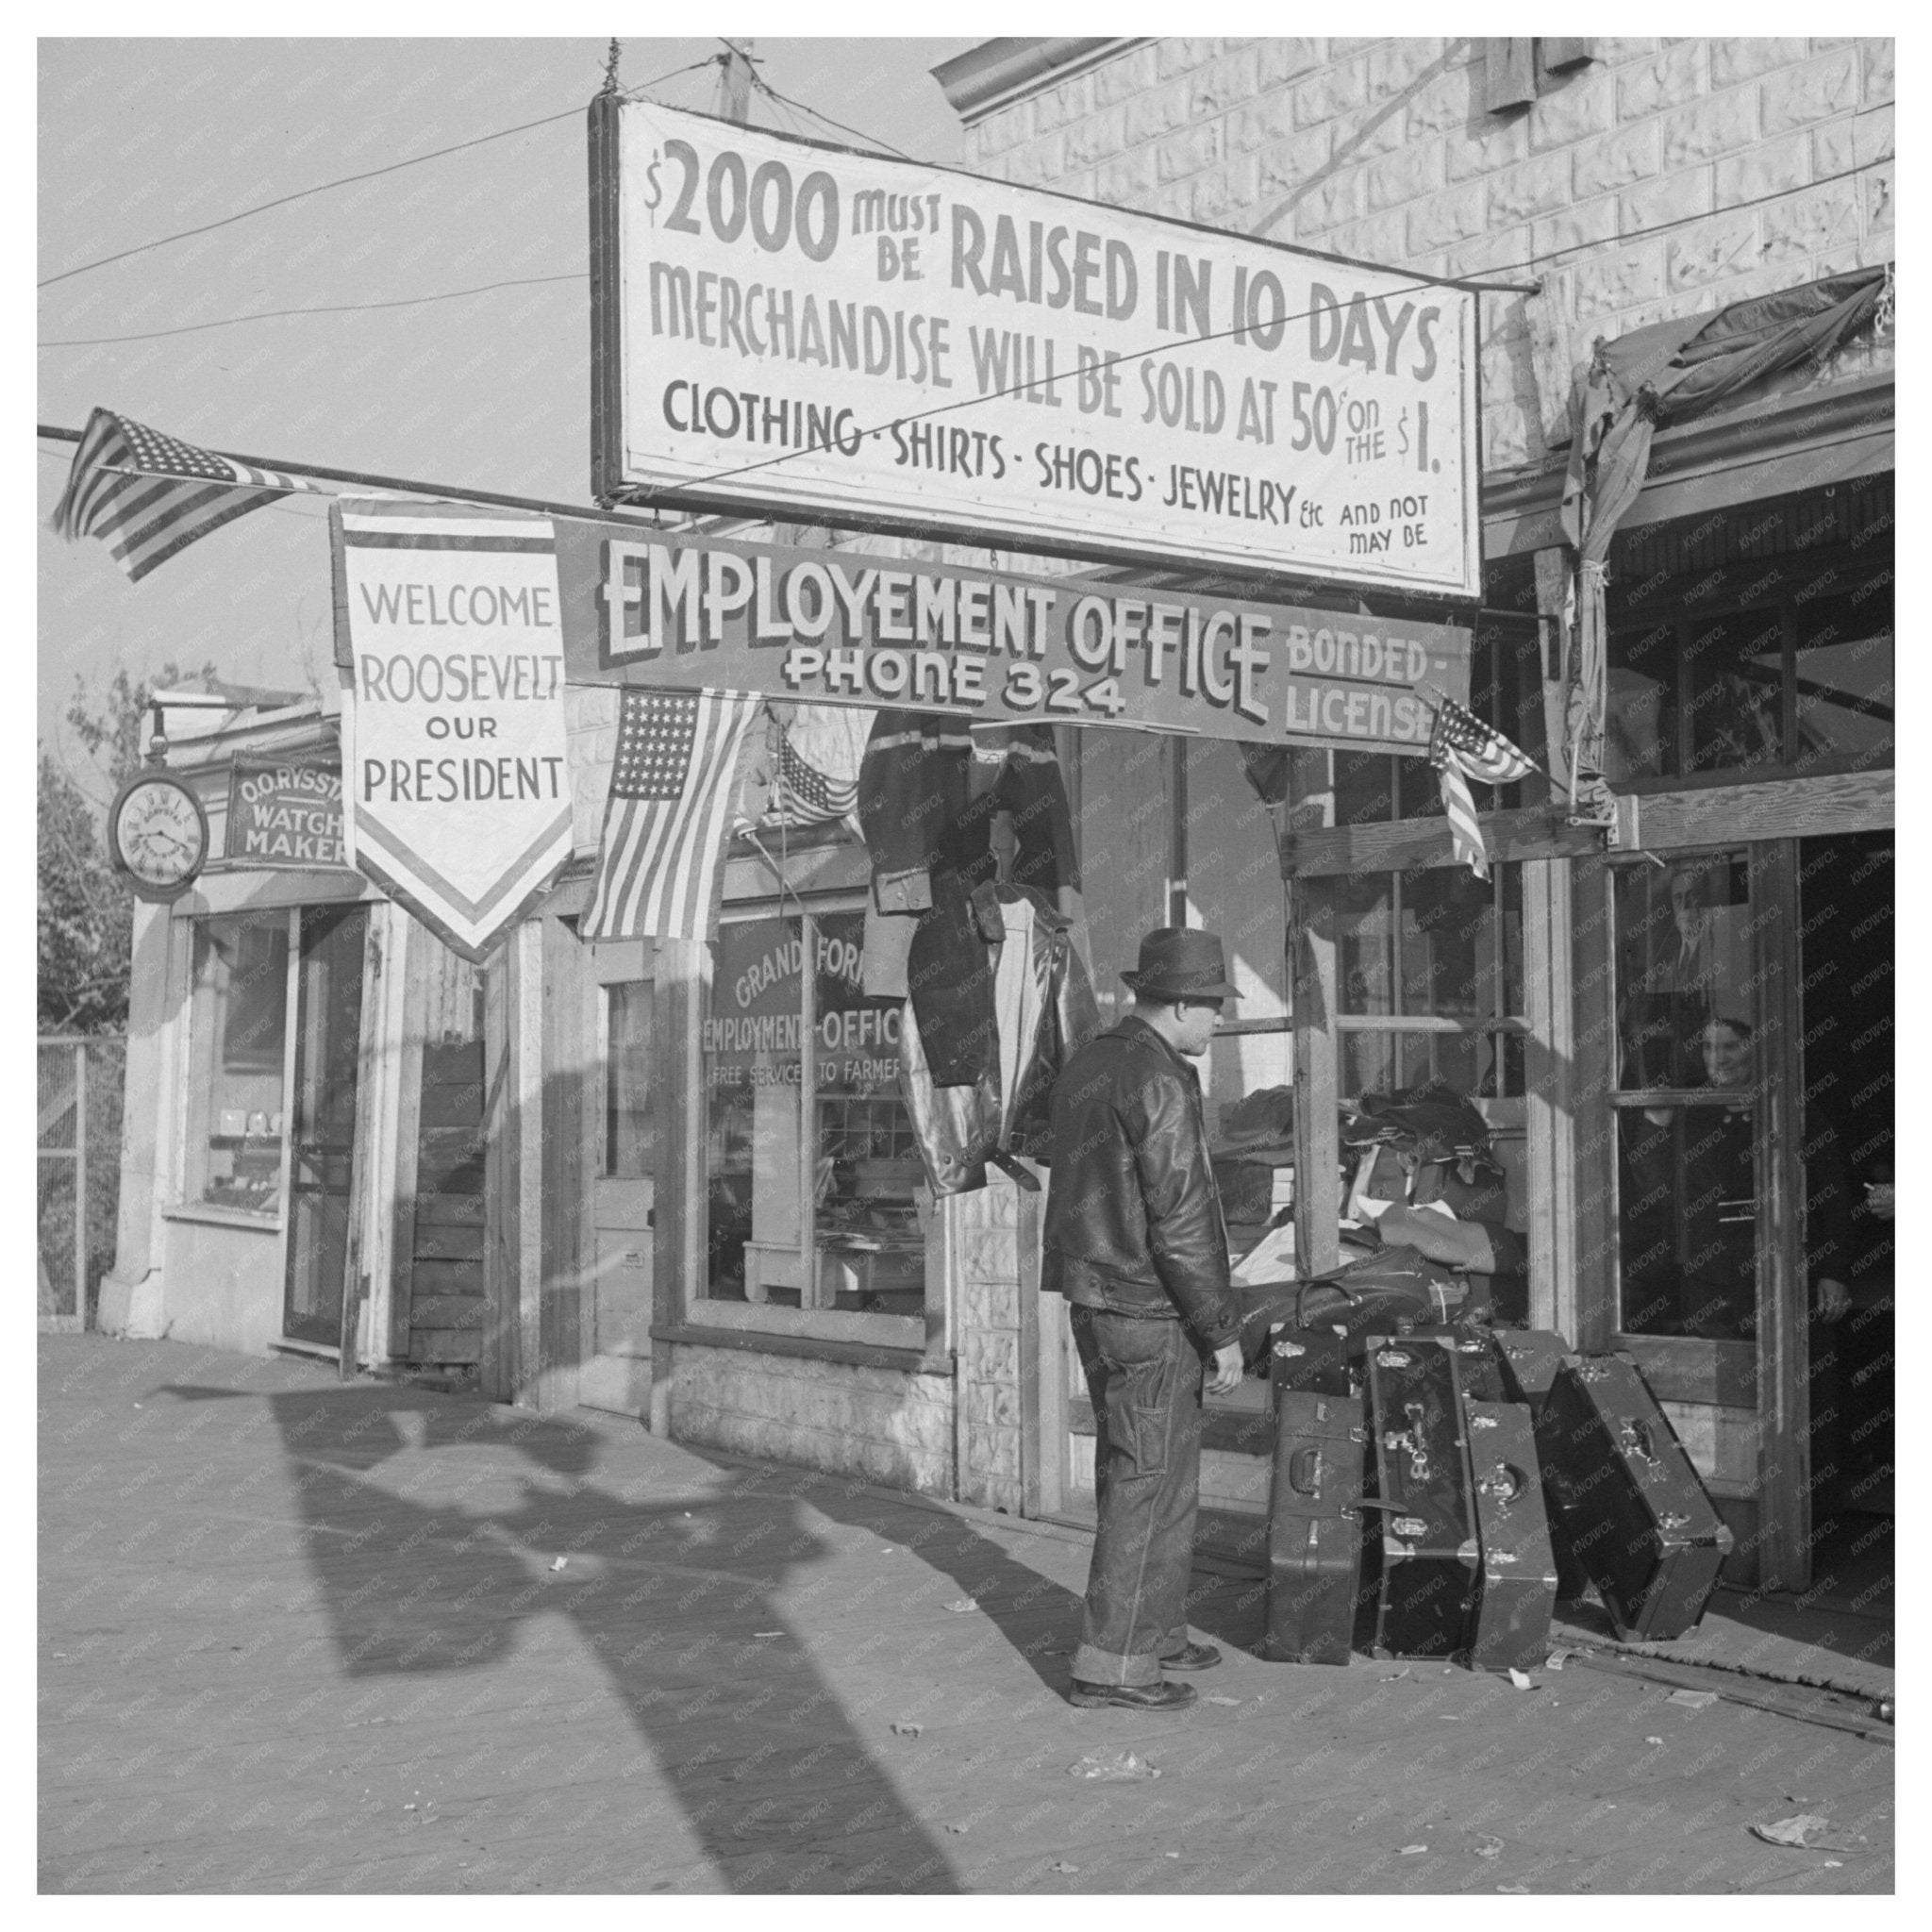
[1797,831,1893,1549]
[580,944,657,1416]
[283,905,369,1345]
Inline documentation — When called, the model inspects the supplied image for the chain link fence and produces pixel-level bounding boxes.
[38,1037,125,1330]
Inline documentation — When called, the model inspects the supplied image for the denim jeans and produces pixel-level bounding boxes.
[1069,1305,1206,1687]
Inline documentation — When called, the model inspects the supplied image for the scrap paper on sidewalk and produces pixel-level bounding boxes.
[332,498,574,959]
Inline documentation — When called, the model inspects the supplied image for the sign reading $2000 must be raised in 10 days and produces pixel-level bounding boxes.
[593,100,1483,600]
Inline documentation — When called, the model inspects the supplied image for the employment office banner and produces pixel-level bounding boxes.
[591,100,1482,599]
[332,499,574,961]
[558,525,1471,758]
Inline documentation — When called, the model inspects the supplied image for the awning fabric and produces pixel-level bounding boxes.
[1553,266,1891,820]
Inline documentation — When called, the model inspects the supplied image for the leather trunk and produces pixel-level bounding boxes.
[1536,1354,1735,1641]
[1490,1329,1572,1421]
[1464,1400,1559,1672]
[1263,1387,1368,1665]
[1361,1335,1480,1659]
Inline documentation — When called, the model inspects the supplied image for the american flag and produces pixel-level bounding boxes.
[53,408,322,582]
[762,703,869,830]
[1428,693,1538,880]
[580,688,762,942]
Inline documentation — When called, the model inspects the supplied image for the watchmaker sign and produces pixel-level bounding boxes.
[331,499,574,961]
[591,99,1481,598]
[558,525,1471,758]
[225,762,349,869]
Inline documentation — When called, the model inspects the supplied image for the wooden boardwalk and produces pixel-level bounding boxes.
[39,1338,1893,1893]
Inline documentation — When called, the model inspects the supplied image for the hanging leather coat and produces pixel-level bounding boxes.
[898,880,1099,1196]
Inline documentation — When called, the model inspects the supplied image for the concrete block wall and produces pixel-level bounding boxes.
[961,38,1894,471]
[946,1174,1029,1513]
[669,1346,955,1495]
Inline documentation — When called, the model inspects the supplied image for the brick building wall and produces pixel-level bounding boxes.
[957,37,1894,470]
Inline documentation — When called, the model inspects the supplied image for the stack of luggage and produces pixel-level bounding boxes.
[1250,1296,1736,1669]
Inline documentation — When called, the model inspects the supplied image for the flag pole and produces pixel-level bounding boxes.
[37,421,694,532]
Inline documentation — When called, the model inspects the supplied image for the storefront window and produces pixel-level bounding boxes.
[185,910,291,1216]
[1610,850,1761,1338]
[1337,863,1525,1098]
[703,907,922,1313]
[1791,587,1893,772]
[1607,574,1893,782]
[604,982,654,1179]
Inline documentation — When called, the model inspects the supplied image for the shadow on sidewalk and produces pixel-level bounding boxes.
[733,1463,1087,1696]
[162,1377,962,1893]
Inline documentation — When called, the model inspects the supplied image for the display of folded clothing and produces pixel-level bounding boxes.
[1212,1085,1296,1162]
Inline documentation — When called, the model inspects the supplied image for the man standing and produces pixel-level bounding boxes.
[1042,927,1245,1710]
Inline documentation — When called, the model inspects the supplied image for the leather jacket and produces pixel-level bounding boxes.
[898,880,1100,1196]
[1041,1016,1239,1348]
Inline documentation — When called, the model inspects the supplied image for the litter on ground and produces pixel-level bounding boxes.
[1068,1750,1160,1782]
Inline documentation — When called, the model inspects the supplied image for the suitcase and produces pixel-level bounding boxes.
[1399,1323,1506,1401]
[1535,1354,1736,1641]
[1268,1328,1356,1399]
[1464,1400,1559,1672]
[1360,1335,1480,1658]
[1489,1329,1572,1422]
[1263,1387,1368,1665]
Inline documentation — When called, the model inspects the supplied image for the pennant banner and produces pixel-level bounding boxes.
[331,498,574,960]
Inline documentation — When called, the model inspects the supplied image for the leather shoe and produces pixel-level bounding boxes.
[1068,1678,1197,1711]
[1159,1641,1222,1673]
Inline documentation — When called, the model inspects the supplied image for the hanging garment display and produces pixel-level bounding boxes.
[897,881,1099,1196]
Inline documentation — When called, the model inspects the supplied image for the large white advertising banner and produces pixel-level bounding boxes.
[594,100,1482,598]
[332,500,575,961]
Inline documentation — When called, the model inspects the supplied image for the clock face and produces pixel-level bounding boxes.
[110,774,208,901]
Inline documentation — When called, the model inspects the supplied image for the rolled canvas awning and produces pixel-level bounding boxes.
[1483,264,1893,560]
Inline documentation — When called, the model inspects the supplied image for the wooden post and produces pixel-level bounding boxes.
[338,910,387,1377]
[1752,840,1808,1592]
[387,919,428,1363]
[1291,878,1341,1280]
[512,920,545,1407]
[650,938,708,1435]
[798,908,819,1307]
[481,938,514,1402]
[538,912,594,1414]
[1286,750,1341,1279]
[1522,858,1576,1337]
[720,40,755,125]
[1568,850,1617,1352]
[74,1041,87,1323]
[355,902,411,1372]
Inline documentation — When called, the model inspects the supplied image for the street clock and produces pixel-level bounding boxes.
[108,770,209,902]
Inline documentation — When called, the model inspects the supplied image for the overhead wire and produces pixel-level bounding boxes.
[746,67,915,162]
[38,273,584,348]
[37,57,720,291]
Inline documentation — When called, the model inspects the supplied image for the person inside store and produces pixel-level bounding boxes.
[1041,927,1244,1713]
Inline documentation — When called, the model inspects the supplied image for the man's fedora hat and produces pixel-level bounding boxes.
[1122,927,1240,1002]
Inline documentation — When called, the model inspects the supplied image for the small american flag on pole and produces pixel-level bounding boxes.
[762,703,869,831]
[53,408,322,581]
[580,688,762,942]
[1426,691,1539,881]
